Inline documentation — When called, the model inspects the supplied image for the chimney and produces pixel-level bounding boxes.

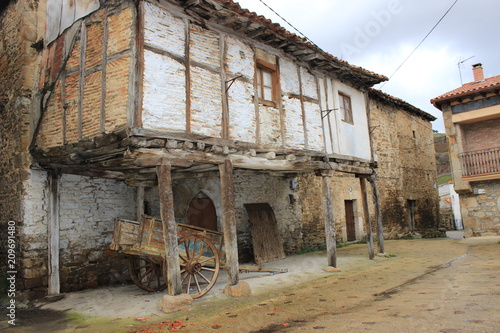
[472,63,484,82]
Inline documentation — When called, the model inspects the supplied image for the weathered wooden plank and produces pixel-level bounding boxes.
[322,175,337,267]
[219,159,239,285]
[244,203,285,264]
[368,175,385,254]
[48,172,61,295]
[359,176,375,260]
[156,163,182,295]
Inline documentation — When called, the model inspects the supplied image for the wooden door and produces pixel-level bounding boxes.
[345,200,356,242]
[187,198,217,231]
[244,203,285,264]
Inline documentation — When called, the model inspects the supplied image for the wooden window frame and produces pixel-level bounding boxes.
[256,59,279,107]
[339,92,353,124]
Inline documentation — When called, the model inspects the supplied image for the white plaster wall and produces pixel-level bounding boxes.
[58,174,136,252]
[143,2,185,57]
[300,67,318,99]
[259,105,282,146]
[226,36,254,78]
[280,58,300,95]
[283,97,305,149]
[142,50,186,131]
[304,101,323,150]
[190,66,223,137]
[318,78,334,154]
[21,169,49,251]
[228,80,256,142]
[189,25,220,68]
[333,81,371,159]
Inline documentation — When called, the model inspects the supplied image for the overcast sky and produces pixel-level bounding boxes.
[236,0,500,132]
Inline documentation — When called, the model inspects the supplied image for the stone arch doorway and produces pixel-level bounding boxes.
[186,193,218,231]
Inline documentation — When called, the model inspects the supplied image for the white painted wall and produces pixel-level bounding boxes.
[21,170,136,261]
[21,170,50,252]
[140,2,372,160]
[320,78,372,160]
[438,183,463,230]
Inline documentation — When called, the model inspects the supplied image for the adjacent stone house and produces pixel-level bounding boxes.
[369,89,441,238]
[1,0,439,300]
[431,63,500,237]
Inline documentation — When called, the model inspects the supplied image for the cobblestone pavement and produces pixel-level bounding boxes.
[2,235,499,332]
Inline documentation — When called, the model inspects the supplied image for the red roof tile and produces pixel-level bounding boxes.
[431,75,500,107]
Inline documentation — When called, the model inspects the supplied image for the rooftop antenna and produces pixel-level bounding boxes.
[458,55,475,85]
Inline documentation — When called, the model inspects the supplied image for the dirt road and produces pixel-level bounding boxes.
[2,235,499,332]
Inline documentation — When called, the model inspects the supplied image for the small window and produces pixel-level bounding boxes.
[339,92,353,124]
[256,59,278,106]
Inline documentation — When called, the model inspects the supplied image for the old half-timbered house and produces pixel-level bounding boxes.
[3,0,436,300]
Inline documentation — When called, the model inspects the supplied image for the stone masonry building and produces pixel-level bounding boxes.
[431,63,500,237]
[1,0,440,299]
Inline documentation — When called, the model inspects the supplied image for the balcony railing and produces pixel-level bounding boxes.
[460,147,500,177]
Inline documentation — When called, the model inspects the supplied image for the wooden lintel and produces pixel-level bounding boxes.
[127,148,224,166]
[134,157,193,168]
[129,127,326,157]
[337,164,372,175]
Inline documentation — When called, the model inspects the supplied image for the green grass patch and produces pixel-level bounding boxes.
[437,173,452,185]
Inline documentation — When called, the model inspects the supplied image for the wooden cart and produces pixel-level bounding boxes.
[110,215,224,298]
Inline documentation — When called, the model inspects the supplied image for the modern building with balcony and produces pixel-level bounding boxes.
[431,63,500,236]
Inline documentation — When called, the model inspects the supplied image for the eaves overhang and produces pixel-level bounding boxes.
[169,0,387,88]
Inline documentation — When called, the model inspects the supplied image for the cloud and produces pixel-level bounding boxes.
[235,0,500,132]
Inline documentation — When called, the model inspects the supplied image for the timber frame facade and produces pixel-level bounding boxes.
[0,0,438,299]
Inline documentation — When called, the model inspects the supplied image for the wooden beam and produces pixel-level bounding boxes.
[156,163,182,295]
[48,171,61,295]
[322,176,337,267]
[368,175,385,254]
[359,176,375,259]
[219,159,239,285]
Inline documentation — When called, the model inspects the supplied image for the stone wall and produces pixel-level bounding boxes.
[369,96,441,238]
[142,170,373,264]
[145,171,332,263]
[19,171,136,297]
[460,180,500,236]
[0,0,43,283]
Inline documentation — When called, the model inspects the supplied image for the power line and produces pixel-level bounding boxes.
[380,0,459,88]
[257,0,315,46]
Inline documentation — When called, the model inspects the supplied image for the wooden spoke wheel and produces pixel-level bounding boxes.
[178,234,220,298]
[128,256,167,292]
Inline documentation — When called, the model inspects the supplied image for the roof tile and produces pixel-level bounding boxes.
[431,75,500,106]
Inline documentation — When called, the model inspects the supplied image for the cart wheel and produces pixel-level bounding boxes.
[128,256,167,292]
[178,234,220,298]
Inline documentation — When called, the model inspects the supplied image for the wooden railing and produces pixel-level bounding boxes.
[460,147,500,176]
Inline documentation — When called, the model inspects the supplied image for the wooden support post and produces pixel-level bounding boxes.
[136,186,145,221]
[156,163,182,295]
[368,175,385,254]
[219,159,239,285]
[359,176,375,260]
[48,171,61,295]
[322,176,337,267]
